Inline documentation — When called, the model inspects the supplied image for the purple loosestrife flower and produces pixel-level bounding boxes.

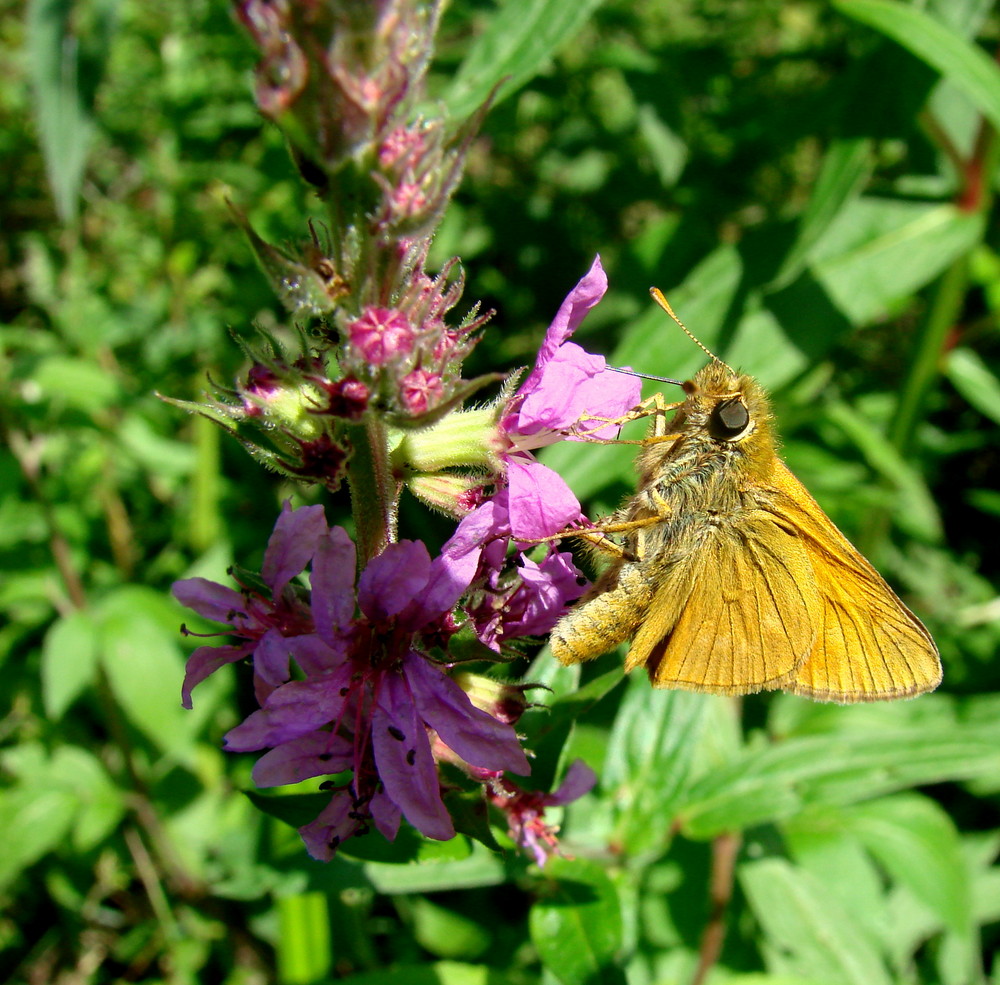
[432,257,642,650]
[174,504,529,859]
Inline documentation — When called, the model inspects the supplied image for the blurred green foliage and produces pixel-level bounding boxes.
[4,0,1000,982]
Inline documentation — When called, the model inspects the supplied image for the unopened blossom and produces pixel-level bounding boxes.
[174,503,529,859]
[399,367,445,416]
[348,307,415,365]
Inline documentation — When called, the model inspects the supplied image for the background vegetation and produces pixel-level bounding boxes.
[4,0,1000,982]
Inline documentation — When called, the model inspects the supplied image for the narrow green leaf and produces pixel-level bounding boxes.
[823,398,943,542]
[604,681,709,856]
[26,0,118,221]
[741,857,893,985]
[636,105,688,188]
[41,610,99,719]
[945,347,1000,426]
[834,0,1000,133]
[530,857,625,985]
[677,725,1000,839]
[771,138,873,290]
[443,0,605,120]
[844,794,971,935]
[277,892,331,985]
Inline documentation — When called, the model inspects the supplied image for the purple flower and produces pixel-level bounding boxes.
[488,760,598,867]
[174,504,531,860]
[174,502,332,709]
[435,257,640,649]
[499,254,641,539]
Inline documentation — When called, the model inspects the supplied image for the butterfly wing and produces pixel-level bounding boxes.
[624,512,820,694]
[766,461,941,702]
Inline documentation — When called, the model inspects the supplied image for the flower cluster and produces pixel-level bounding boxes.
[177,503,529,857]
[176,257,633,863]
[176,500,601,862]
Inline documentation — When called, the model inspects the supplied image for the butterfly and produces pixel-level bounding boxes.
[550,290,941,702]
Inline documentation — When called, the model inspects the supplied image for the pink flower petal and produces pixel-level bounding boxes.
[172,578,245,624]
[285,633,348,676]
[373,670,454,840]
[522,256,607,394]
[358,541,431,622]
[546,759,598,805]
[251,731,353,787]
[516,342,641,439]
[311,525,357,643]
[404,653,530,775]
[181,642,252,709]
[300,796,359,861]
[506,457,581,540]
[254,627,292,686]
[224,668,351,751]
[261,502,328,596]
[370,786,402,840]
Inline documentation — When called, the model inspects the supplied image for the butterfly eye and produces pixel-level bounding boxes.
[709,398,751,440]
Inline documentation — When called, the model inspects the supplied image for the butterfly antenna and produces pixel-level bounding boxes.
[607,366,684,386]
[649,287,734,372]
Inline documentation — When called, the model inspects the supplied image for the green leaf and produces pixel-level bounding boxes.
[529,857,625,985]
[676,724,1000,839]
[46,746,127,851]
[636,105,688,188]
[41,610,99,719]
[782,815,888,951]
[843,794,971,935]
[32,356,122,415]
[945,347,1000,426]
[811,199,985,324]
[833,0,1000,133]
[364,841,506,894]
[604,681,709,857]
[277,892,331,985]
[0,786,77,892]
[771,138,874,290]
[409,898,491,960]
[740,857,893,985]
[443,0,605,121]
[823,398,943,542]
[96,587,195,757]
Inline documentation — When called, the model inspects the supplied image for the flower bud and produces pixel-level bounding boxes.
[451,672,532,725]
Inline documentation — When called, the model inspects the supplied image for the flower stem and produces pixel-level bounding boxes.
[348,419,397,563]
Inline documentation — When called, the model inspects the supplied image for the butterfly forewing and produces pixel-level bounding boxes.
[627,512,819,693]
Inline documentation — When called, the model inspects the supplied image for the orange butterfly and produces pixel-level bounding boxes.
[551,290,941,703]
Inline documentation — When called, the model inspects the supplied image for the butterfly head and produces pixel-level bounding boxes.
[680,360,773,450]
